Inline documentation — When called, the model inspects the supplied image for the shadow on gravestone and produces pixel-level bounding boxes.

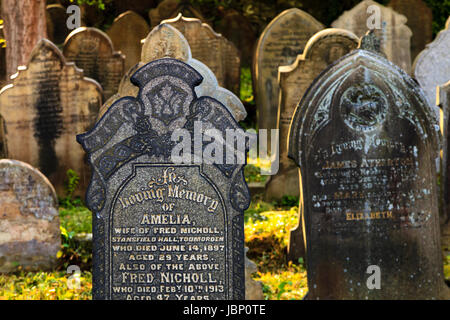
[0,39,102,198]
[287,31,450,299]
[253,8,324,138]
[262,28,360,263]
[439,81,450,246]
[77,58,251,300]
[63,27,125,100]
[98,24,246,123]
[0,159,60,273]
[161,14,241,97]
[332,0,412,75]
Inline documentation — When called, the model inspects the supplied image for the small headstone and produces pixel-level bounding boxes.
[439,81,450,226]
[78,58,250,300]
[0,39,102,197]
[264,28,359,262]
[332,0,412,74]
[98,24,246,122]
[63,27,125,100]
[0,159,60,272]
[148,0,205,28]
[413,20,450,121]
[162,14,241,96]
[253,8,324,133]
[245,247,264,300]
[388,0,433,61]
[106,10,150,72]
[288,33,449,299]
[46,4,71,45]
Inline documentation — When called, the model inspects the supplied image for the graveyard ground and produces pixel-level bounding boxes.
[0,163,449,300]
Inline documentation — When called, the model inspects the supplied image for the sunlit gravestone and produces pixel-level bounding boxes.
[77,58,251,300]
[0,39,102,197]
[288,32,450,299]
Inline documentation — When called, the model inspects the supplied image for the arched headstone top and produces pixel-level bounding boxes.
[64,27,117,54]
[162,13,220,39]
[288,47,439,166]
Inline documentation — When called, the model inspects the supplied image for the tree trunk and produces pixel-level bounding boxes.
[1,0,47,77]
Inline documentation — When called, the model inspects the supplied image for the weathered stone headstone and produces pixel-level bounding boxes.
[0,159,60,272]
[47,3,71,45]
[413,20,450,121]
[439,81,450,227]
[78,58,250,300]
[162,14,241,96]
[287,32,449,299]
[245,247,264,300]
[332,0,412,74]
[98,24,246,122]
[0,39,102,197]
[264,28,359,261]
[215,8,257,66]
[63,27,125,100]
[106,10,150,72]
[388,0,433,61]
[148,0,205,29]
[253,8,324,134]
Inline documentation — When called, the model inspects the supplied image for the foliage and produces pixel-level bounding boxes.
[70,0,107,10]
[59,202,92,234]
[0,271,92,300]
[60,169,81,208]
[424,0,450,36]
[244,164,268,183]
[240,67,254,104]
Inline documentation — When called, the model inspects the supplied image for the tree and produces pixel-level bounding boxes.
[1,0,47,77]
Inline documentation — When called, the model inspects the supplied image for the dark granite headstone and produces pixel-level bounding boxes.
[287,32,450,299]
[77,58,250,300]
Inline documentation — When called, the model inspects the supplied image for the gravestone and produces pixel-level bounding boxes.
[215,8,256,66]
[115,0,156,18]
[413,20,450,121]
[388,0,433,61]
[253,8,324,134]
[47,4,71,45]
[162,14,241,96]
[0,159,60,272]
[99,24,246,122]
[77,58,250,300]
[0,39,102,197]
[106,11,150,72]
[63,27,125,100]
[287,32,450,299]
[332,0,412,74]
[148,0,205,28]
[439,81,450,227]
[263,28,359,261]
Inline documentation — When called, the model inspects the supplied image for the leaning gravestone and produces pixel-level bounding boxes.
[47,3,71,45]
[162,14,241,96]
[78,58,250,300]
[106,10,150,72]
[332,0,412,74]
[288,32,450,299]
[413,20,450,121]
[63,27,125,100]
[254,8,324,134]
[263,28,359,262]
[0,39,102,197]
[0,159,60,272]
[388,0,433,61]
[98,24,246,123]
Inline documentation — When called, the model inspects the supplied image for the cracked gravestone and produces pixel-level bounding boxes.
[77,58,251,300]
[0,159,60,272]
[106,10,150,72]
[263,28,359,262]
[332,0,412,74]
[63,27,125,100]
[0,39,102,197]
[253,8,324,135]
[287,32,449,299]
